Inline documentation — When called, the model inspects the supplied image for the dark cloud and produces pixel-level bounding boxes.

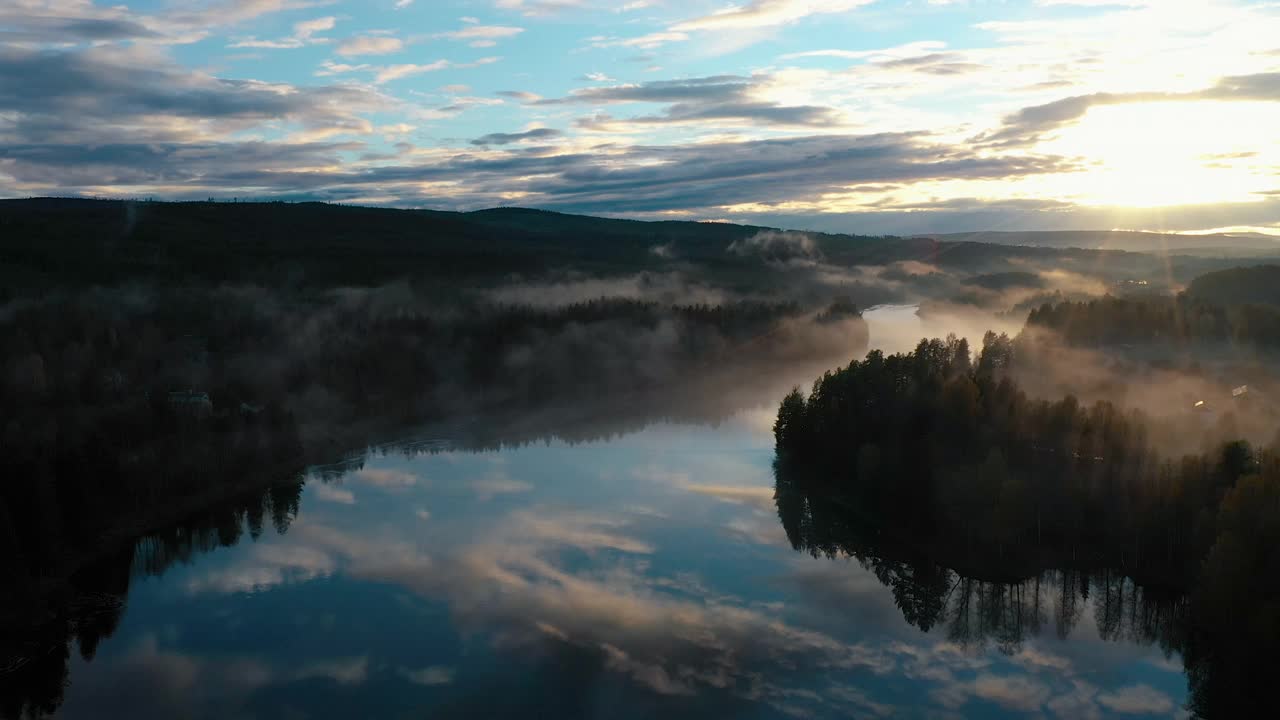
[0,45,385,146]
[1204,71,1280,100]
[977,92,1162,147]
[543,75,842,128]
[540,76,750,105]
[136,132,1073,211]
[981,71,1280,147]
[577,102,839,129]
[873,52,985,76]
[0,15,161,43]
[0,0,333,45]
[496,90,541,101]
[471,128,564,146]
[0,141,355,188]
[0,124,1081,213]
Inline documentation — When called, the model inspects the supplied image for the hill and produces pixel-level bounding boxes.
[1,198,1274,294]
[921,230,1280,256]
[1186,264,1280,307]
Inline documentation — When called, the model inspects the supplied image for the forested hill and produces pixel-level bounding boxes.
[1,198,1262,291]
[1186,264,1280,307]
[924,229,1280,256]
[0,198,849,288]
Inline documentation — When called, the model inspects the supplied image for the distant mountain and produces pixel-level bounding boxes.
[920,230,1280,256]
[2,198,1276,291]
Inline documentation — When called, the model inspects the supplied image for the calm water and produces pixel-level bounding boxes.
[39,307,1189,718]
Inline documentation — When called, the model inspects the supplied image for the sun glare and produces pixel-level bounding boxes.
[1039,101,1280,208]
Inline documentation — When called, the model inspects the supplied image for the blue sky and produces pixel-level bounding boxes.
[2,0,1279,234]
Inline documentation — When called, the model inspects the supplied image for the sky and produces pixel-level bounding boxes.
[1,0,1279,235]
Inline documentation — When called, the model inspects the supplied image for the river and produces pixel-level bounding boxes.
[13,306,1189,719]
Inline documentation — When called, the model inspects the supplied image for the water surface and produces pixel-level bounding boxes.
[23,307,1190,718]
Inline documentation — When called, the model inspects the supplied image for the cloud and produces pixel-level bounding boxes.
[354,467,420,488]
[592,0,875,50]
[0,43,386,152]
[469,472,534,500]
[542,75,752,104]
[471,128,564,146]
[0,0,338,45]
[336,36,405,56]
[318,58,451,84]
[672,0,876,31]
[185,544,336,594]
[293,656,369,685]
[872,52,985,76]
[228,14,335,49]
[510,510,656,554]
[398,665,455,685]
[682,484,777,511]
[1096,684,1176,715]
[495,0,589,16]
[437,24,524,48]
[497,90,542,102]
[1,124,1080,216]
[314,483,356,504]
[0,7,161,44]
[981,72,1280,147]
[542,75,845,128]
[291,514,903,715]
[970,673,1053,711]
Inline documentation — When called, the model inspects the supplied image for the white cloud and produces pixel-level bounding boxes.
[354,467,421,488]
[469,471,534,500]
[682,484,776,511]
[226,14,335,48]
[1096,684,1176,715]
[314,483,357,505]
[437,24,524,48]
[673,0,875,31]
[185,544,336,594]
[318,58,451,84]
[336,35,405,56]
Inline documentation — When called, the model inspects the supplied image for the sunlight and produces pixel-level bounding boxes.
[1039,101,1280,208]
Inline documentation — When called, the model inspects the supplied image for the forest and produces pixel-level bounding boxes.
[1025,292,1280,349]
[772,328,1280,717]
[0,287,867,589]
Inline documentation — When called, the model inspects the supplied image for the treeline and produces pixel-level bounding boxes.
[1025,293,1280,349]
[774,333,1264,581]
[773,333,1280,716]
[1,288,858,444]
[1,479,305,720]
[0,286,866,595]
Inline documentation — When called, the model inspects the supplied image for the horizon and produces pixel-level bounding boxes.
[1,1,1278,236]
[6,195,1280,240]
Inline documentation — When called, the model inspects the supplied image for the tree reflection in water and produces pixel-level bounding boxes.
[775,458,1274,718]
